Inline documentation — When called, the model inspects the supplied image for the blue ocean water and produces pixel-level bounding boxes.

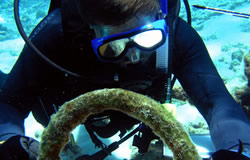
[0,0,250,159]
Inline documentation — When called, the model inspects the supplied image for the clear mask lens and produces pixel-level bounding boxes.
[99,38,129,57]
[133,30,163,48]
[98,29,164,59]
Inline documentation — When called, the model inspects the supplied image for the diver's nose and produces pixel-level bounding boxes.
[127,48,140,63]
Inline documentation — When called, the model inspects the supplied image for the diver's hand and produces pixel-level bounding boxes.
[0,135,39,160]
[211,149,250,160]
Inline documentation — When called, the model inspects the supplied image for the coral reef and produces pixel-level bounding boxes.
[244,50,250,85]
[172,86,190,102]
[38,88,201,160]
[185,120,209,134]
[202,33,218,41]
[0,0,50,40]
[221,43,249,53]
[232,49,244,63]
[180,0,247,31]
[235,86,250,120]
[234,51,250,120]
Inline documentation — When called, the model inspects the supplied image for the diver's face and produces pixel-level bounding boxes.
[91,14,156,66]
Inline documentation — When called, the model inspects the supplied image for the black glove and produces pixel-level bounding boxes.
[211,150,250,160]
[0,135,39,160]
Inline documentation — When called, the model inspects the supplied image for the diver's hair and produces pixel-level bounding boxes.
[76,0,160,25]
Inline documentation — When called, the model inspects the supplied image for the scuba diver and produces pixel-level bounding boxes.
[0,0,250,159]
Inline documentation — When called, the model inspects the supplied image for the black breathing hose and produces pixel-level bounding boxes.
[13,0,192,78]
[183,0,192,25]
[13,0,80,77]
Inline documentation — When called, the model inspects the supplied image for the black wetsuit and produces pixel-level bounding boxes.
[0,8,249,151]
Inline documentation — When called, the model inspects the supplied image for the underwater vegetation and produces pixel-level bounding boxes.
[38,89,201,160]
[235,50,250,119]
[244,51,250,83]
[0,0,49,41]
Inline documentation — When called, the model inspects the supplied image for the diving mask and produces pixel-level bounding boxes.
[91,19,167,62]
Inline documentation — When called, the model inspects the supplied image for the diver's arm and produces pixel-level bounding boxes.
[0,102,39,159]
[0,73,27,141]
[0,72,33,141]
[0,8,65,141]
[173,18,250,151]
[0,103,25,141]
